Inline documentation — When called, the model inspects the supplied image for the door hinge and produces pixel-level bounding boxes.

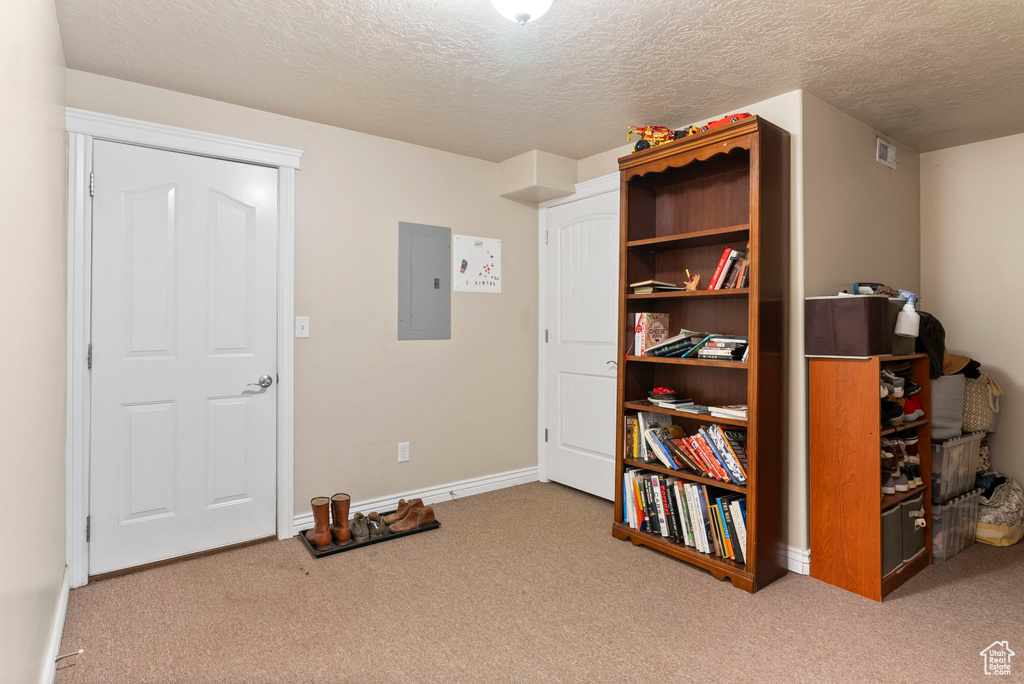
[544,230,549,245]
[544,428,549,442]
[87,343,92,370]
[544,329,549,343]
[89,172,95,197]
[85,516,91,543]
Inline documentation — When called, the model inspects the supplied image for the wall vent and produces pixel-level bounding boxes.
[876,138,898,169]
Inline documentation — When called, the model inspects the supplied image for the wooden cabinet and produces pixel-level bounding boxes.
[612,116,790,593]
[810,353,933,601]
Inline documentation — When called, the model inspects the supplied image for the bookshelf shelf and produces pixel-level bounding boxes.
[625,355,748,369]
[614,115,790,593]
[880,418,929,436]
[627,288,749,300]
[623,401,748,427]
[623,459,748,493]
[626,224,750,251]
[881,483,928,509]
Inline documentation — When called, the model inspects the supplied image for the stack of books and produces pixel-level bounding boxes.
[624,412,748,485]
[710,404,748,421]
[623,469,747,563]
[642,328,710,357]
[630,279,687,294]
[647,394,694,411]
[697,335,749,362]
[707,242,751,290]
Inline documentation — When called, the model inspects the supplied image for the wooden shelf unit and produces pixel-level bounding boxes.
[612,115,790,593]
[809,353,933,601]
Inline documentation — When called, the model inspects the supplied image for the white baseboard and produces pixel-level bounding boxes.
[40,566,71,684]
[786,546,811,575]
[292,466,539,535]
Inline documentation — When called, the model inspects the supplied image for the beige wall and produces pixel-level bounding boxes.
[802,94,921,297]
[574,92,811,554]
[66,70,539,517]
[921,133,1024,484]
[0,2,68,682]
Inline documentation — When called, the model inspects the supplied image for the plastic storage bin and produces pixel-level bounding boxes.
[932,432,984,503]
[932,489,982,561]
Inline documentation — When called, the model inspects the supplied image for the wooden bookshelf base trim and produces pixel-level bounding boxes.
[881,548,930,599]
[612,522,753,592]
[622,458,747,493]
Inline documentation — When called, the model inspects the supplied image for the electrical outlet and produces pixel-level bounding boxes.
[295,316,310,338]
[398,442,410,463]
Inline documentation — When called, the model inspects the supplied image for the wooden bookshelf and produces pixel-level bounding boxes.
[809,353,933,601]
[612,116,790,593]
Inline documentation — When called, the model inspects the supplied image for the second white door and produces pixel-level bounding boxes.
[543,189,620,500]
[90,141,279,575]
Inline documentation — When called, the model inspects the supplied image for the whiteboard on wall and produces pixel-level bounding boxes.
[453,235,502,293]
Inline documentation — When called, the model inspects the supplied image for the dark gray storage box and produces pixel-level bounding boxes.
[882,503,902,577]
[805,295,892,357]
[900,493,927,562]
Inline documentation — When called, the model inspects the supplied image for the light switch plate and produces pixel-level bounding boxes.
[295,316,310,338]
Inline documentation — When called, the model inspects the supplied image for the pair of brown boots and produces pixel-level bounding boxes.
[305,493,351,551]
[383,498,435,533]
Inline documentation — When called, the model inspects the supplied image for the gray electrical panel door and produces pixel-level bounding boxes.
[398,222,451,340]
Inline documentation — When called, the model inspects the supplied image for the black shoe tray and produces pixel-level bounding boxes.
[297,509,441,559]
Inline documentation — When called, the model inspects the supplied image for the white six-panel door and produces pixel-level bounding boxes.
[90,141,279,574]
[543,190,620,500]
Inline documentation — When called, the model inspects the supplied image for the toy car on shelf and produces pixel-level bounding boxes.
[627,125,695,152]
[698,112,751,132]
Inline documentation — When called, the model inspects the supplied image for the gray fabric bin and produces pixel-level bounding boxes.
[882,503,903,576]
[901,493,927,562]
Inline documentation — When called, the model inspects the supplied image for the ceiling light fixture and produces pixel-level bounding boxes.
[491,0,553,24]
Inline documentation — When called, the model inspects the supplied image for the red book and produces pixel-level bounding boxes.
[707,247,733,290]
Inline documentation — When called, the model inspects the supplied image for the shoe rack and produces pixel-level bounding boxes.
[809,353,933,601]
[612,116,790,593]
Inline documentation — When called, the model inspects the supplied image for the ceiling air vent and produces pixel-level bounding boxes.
[876,138,898,169]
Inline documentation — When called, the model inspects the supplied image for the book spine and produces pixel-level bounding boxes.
[707,247,733,291]
[641,476,659,535]
[633,475,647,532]
[714,250,739,290]
[715,497,734,559]
[731,499,748,560]
[645,431,679,470]
[708,426,746,484]
[661,479,681,543]
[715,425,748,482]
[650,475,669,537]
[685,485,707,553]
[721,498,744,564]
[697,487,717,555]
[672,481,693,547]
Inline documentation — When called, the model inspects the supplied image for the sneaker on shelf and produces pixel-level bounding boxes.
[903,395,925,422]
[908,464,923,487]
[882,473,897,496]
[882,400,905,426]
[881,449,901,473]
[903,377,922,396]
[880,370,905,398]
[880,382,891,399]
[893,470,910,492]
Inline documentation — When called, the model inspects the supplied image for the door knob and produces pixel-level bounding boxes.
[248,374,274,389]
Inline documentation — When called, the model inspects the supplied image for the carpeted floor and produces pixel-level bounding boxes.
[58,482,1022,683]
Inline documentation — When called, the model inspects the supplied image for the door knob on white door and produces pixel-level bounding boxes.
[248,374,274,389]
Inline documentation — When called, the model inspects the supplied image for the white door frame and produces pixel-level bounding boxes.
[536,172,619,483]
[65,108,303,587]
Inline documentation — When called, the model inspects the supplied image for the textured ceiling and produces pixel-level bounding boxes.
[56,0,1024,161]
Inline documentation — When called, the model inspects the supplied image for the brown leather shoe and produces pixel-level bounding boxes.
[382,498,422,524]
[304,497,332,551]
[388,505,435,533]
[329,493,351,546]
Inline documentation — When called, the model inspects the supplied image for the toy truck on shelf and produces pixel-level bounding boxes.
[627,125,697,152]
